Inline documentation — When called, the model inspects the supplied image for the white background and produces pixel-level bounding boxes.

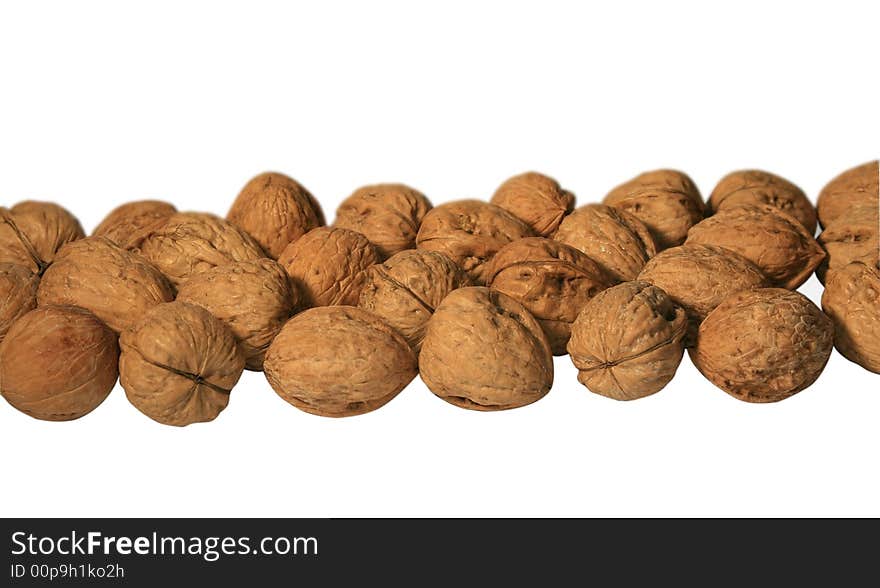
[0,1,878,517]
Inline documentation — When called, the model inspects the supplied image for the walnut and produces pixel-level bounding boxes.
[419,287,553,410]
[685,204,825,289]
[821,261,880,373]
[0,201,85,274]
[709,169,816,234]
[490,171,575,237]
[334,183,432,259]
[691,288,833,403]
[227,171,325,258]
[0,305,118,421]
[553,203,657,282]
[92,200,176,250]
[485,237,613,354]
[816,205,878,284]
[603,169,705,250]
[37,237,175,332]
[358,249,470,353]
[278,226,379,307]
[119,301,245,427]
[0,263,39,342]
[176,258,297,370]
[567,281,687,400]
[136,212,266,288]
[415,200,534,285]
[637,244,769,345]
[817,160,879,229]
[264,306,417,417]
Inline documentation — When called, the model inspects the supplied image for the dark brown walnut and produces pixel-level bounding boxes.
[415,200,535,285]
[37,237,175,332]
[0,201,85,275]
[691,288,833,403]
[176,259,297,371]
[553,204,657,282]
[227,171,325,259]
[603,169,705,250]
[334,183,432,259]
[278,226,379,307]
[822,261,880,373]
[486,237,613,355]
[136,212,266,288]
[119,301,245,427]
[709,169,816,234]
[264,306,417,417]
[92,199,177,250]
[637,244,769,345]
[419,287,553,411]
[0,305,118,421]
[816,205,878,284]
[358,249,470,353]
[567,281,687,401]
[0,263,39,342]
[817,160,879,229]
[685,204,825,289]
[490,171,575,237]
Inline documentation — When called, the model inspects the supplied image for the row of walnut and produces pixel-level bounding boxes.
[0,161,876,425]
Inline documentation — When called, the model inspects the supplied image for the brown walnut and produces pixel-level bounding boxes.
[709,169,816,234]
[821,261,880,373]
[0,201,85,275]
[92,200,177,250]
[490,171,575,237]
[816,205,878,284]
[817,160,879,229]
[0,263,39,342]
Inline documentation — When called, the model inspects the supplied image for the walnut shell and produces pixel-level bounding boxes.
[637,244,769,345]
[490,172,575,237]
[685,204,825,289]
[119,301,245,427]
[264,306,417,417]
[821,261,880,373]
[92,200,177,250]
[0,201,85,274]
[817,160,879,229]
[816,205,878,284]
[691,288,833,403]
[486,237,613,355]
[415,200,535,285]
[0,305,118,421]
[176,258,297,370]
[567,281,687,401]
[419,287,553,411]
[37,236,175,332]
[0,263,39,342]
[334,183,432,259]
[553,204,657,282]
[357,249,470,353]
[136,212,266,288]
[227,172,325,258]
[709,169,816,234]
[603,169,705,250]
[278,226,379,307]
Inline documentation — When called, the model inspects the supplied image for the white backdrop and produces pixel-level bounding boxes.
[0,1,877,517]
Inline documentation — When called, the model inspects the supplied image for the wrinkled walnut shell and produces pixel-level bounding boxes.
[816,205,878,284]
[490,172,575,237]
[817,160,879,229]
[821,261,880,373]
[0,263,39,342]
[0,201,85,274]
[709,169,816,234]
[92,200,177,250]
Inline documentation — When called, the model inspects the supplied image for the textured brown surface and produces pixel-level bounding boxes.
[685,204,825,289]
[691,288,833,403]
[278,226,379,307]
[817,160,879,229]
[709,169,816,234]
[490,171,575,237]
[637,244,769,345]
[119,301,244,427]
[415,200,534,285]
[822,261,880,373]
[358,249,470,353]
[136,212,266,288]
[334,183,432,259]
[0,305,118,421]
[419,287,553,411]
[264,306,417,417]
[177,258,297,370]
[0,201,85,274]
[227,171,325,258]
[603,169,705,250]
[92,200,177,250]
[486,237,612,354]
[553,204,656,282]
[0,263,39,342]
[567,281,686,400]
[816,205,878,284]
[37,237,175,332]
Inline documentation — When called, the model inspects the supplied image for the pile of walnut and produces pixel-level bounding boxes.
[0,162,877,425]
